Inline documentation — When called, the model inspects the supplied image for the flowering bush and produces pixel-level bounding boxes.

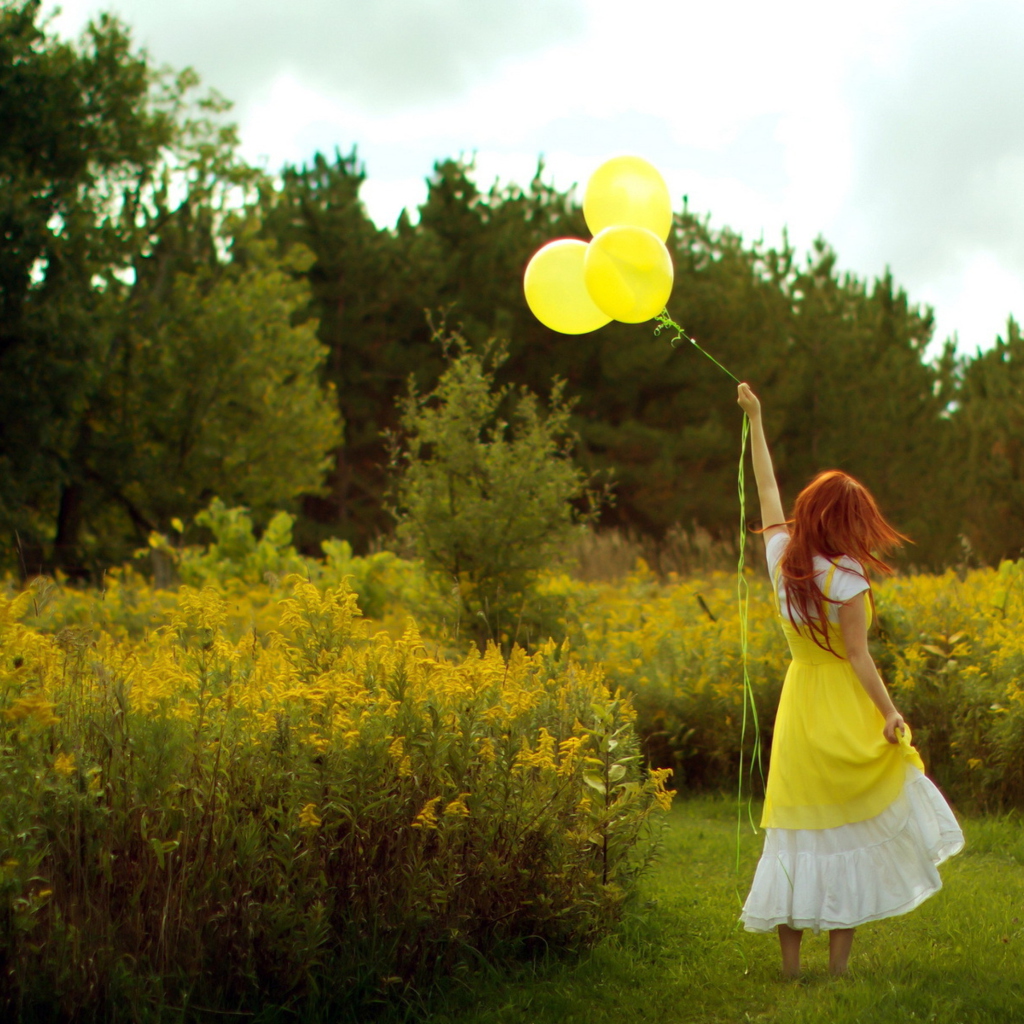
[542,563,786,792]
[0,575,671,1020]
[549,559,1024,812]
[874,562,1024,809]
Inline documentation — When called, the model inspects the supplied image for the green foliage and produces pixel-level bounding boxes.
[172,500,425,619]
[0,5,340,579]
[258,157,970,568]
[954,317,1024,563]
[258,155,588,553]
[0,2,180,566]
[318,539,428,622]
[86,229,342,557]
[174,499,309,587]
[257,149,447,552]
[389,332,597,646]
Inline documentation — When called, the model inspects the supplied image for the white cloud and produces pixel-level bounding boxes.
[836,0,1024,345]
[46,0,586,110]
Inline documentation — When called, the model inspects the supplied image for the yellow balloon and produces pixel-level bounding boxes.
[583,225,674,324]
[523,239,613,334]
[583,155,673,242]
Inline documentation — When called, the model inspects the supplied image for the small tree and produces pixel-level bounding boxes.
[389,330,599,647]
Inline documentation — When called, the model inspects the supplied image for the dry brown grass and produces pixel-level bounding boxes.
[569,524,768,582]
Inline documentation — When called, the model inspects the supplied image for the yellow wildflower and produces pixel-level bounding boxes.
[298,803,322,828]
[412,797,442,830]
[443,793,471,818]
[389,736,413,778]
[650,767,676,811]
[557,736,585,777]
[5,693,60,727]
[534,728,556,771]
[53,752,76,777]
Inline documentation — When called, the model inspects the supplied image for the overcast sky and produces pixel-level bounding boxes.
[45,0,1024,356]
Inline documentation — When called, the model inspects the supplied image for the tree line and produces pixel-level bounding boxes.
[2,0,1021,579]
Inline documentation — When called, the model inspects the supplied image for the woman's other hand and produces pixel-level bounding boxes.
[737,382,761,419]
[883,711,907,745]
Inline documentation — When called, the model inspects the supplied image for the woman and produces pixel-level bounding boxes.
[736,383,964,978]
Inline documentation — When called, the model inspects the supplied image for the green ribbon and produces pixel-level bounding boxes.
[654,311,741,384]
[654,310,763,887]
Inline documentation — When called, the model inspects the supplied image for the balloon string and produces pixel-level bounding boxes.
[654,311,742,384]
[653,309,763,894]
[735,413,764,885]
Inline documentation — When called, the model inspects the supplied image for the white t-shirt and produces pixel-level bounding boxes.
[765,532,870,624]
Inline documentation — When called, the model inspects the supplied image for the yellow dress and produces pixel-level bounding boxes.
[762,562,925,832]
[740,539,964,934]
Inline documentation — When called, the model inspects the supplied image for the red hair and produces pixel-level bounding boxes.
[779,471,909,654]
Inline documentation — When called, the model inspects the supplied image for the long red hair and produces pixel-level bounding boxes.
[779,471,908,653]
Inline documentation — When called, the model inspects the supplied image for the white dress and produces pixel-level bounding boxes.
[740,534,965,934]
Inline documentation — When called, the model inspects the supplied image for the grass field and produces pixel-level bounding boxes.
[424,797,1024,1024]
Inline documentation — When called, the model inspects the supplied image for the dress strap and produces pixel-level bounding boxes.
[823,562,838,598]
[821,560,873,626]
[774,560,839,621]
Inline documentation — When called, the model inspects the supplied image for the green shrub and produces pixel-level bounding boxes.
[388,332,600,648]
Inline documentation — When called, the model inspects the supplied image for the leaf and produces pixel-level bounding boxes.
[608,764,627,783]
[583,773,607,796]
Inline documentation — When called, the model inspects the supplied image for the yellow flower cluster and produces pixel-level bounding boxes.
[0,569,673,997]
[15,550,1024,811]
[542,559,1024,809]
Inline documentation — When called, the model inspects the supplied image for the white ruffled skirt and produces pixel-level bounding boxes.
[740,764,965,934]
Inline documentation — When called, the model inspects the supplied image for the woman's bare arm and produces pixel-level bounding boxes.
[736,384,787,543]
[838,595,906,743]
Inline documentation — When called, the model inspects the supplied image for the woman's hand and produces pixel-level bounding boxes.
[883,710,907,745]
[737,382,761,419]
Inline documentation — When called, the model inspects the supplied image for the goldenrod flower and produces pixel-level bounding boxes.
[557,736,585,777]
[412,797,442,830]
[298,803,322,828]
[650,767,676,811]
[443,794,471,818]
[5,693,60,727]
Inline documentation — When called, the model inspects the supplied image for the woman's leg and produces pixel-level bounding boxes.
[778,924,802,978]
[829,928,855,975]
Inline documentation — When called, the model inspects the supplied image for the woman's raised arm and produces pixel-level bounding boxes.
[737,383,787,543]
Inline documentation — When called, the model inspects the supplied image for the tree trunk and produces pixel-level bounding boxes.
[53,482,89,580]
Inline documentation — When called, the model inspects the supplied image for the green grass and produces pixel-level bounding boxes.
[422,798,1024,1024]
